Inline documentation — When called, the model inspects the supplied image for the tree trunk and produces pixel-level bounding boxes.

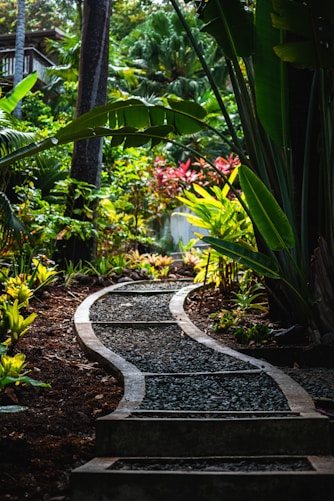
[13,0,26,119]
[59,0,110,265]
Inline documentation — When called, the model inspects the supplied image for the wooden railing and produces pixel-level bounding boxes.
[0,46,54,84]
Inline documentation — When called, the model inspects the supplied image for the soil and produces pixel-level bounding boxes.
[0,279,123,501]
[0,271,333,501]
[185,285,334,369]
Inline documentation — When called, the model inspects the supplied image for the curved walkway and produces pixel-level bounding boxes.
[71,280,334,501]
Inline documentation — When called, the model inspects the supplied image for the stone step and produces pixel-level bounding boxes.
[95,412,331,457]
[71,455,334,501]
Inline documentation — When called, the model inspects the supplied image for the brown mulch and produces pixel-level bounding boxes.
[0,280,123,501]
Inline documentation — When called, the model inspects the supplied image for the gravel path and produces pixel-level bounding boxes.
[90,293,175,321]
[141,373,289,411]
[90,285,291,412]
[92,324,255,373]
[111,457,313,472]
[89,281,334,414]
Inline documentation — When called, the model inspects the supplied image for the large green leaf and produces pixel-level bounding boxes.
[198,0,254,59]
[56,99,206,141]
[168,99,207,134]
[255,0,289,146]
[203,236,280,279]
[0,99,208,168]
[239,165,295,250]
[273,41,334,69]
[0,72,38,113]
[272,0,334,69]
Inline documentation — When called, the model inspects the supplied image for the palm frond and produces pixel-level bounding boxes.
[0,192,30,252]
[0,110,36,157]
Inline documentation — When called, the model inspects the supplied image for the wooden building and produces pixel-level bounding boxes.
[0,28,64,92]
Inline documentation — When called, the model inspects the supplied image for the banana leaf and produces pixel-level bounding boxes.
[0,99,208,169]
[272,0,334,69]
[255,0,289,146]
[203,235,280,279]
[238,165,295,251]
[198,0,254,59]
[0,72,38,113]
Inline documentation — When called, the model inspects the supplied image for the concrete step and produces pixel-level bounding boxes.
[95,412,331,457]
[71,455,334,501]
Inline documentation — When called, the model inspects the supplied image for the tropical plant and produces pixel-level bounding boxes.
[233,323,272,345]
[160,0,334,340]
[0,347,50,393]
[119,9,226,100]
[230,281,268,314]
[0,73,39,251]
[0,298,37,349]
[176,166,255,288]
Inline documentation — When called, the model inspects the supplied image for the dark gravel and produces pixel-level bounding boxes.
[111,457,313,472]
[90,292,174,321]
[282,367,334,401]
[92,324,255,373]
[141,373,289,411]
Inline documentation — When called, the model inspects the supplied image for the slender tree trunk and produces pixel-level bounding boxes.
[58,0,110,265]
[13,0,26,119]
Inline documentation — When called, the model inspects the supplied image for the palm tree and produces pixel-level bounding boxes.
[13,0,26,119]
[61,0,110,263]
[119,10,226,100]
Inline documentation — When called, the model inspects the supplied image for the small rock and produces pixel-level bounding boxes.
[117,276,133,283]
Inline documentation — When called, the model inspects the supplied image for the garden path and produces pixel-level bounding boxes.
[72,280,334,501]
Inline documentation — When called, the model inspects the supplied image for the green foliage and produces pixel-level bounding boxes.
[0,73,38,114]
[0,253,56,350]
[126,249,174,279]
[0,192,29,252]
[211,310,238,331]
[100,149,161,250]
[0,98,208,171]
[271,0,334,70]
[62,259,87,287]
[2,277,33,307]
[176,167,255,288]
[83,254,130,278]
[1,0,332,337]
[0,299,37,348]
[0,0,81,33]
[230,281,268,314]
[203,164,312,318]
[119,9,225,100]
[0,256,50,411]
[181,0,334,336]
[239,165,295,251]
[233,323,271,345]
[0,347,50,398]
[21,91,53,127]
[210,279,271,345]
